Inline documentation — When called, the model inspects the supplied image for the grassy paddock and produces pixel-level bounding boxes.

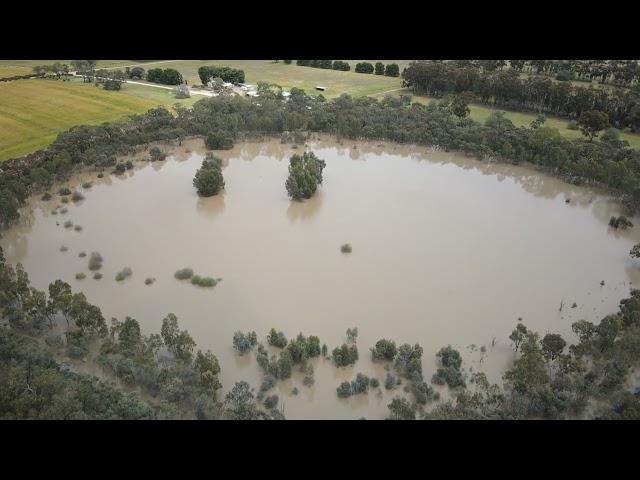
[0,79,159,161]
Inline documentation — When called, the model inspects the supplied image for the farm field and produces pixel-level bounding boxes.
[0,79,158,161]
[102,60,405,98]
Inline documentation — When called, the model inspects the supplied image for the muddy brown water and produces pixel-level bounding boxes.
[3,136,640,419]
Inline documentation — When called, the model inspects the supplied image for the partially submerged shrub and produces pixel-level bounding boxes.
[93,272,103,280]
[74,225,82,231]
[263,395,278,409]
[82,182,92,189]
[191,275,218,287]
[145,277,156,285]
[63,220,73,228]
[75,272,86,280]
[58,187,72,196]
[340,243,352,254]
[88,252,103,271]
[149,146,167,162]
[59,245,68,252]
[609,215,633,230]
[61,197,69,204]
[115,267,133,281]
[71,191,84,202]
[78,251,87,258]
[267,328,288,348]
[60,207,68,214]
[233,331,258,355]
[337,381,353,398]
[174,268,194,280]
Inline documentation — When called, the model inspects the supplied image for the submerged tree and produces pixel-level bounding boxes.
[285,152,326,200]
[193,156,225,197]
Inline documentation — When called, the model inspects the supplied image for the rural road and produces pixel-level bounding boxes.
[73,73,217,97]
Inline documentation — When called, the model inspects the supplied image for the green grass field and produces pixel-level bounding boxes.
[99,60,405,98]
[0,79,159,161]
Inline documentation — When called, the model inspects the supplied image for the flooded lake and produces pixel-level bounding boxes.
[3,136,640,419]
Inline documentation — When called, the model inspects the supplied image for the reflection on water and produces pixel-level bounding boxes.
[287,190,323,222]
[3,135,640,419]
[197,194,226,218]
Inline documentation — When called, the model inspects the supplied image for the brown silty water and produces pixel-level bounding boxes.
[3,135,640,419]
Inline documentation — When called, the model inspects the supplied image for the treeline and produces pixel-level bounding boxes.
[402,61,640,132]
[296,60,351,71]
[197,66,245,85]
[444,60,640,87]
[146,68,183,85]
[355,61,400,77]
[3,91,640,229]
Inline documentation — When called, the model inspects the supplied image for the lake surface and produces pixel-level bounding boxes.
[3,136,640,419]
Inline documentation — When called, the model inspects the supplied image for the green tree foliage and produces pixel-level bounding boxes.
[332,60,351,71]
[197,66,245,85]
[285,152,326,200]
[147,68,183,85]
[509,323,528,352]
[503,332,549,394]
[371,338,397,361]
[387,397,416,420]
[193,156,225,197]
[541,334,566,361]
[205,131,234,150]
[431,345,466,388]
[375,62,385,75]
[394,343,423,378]
[267,328,288,348]
[129,67,145,79]
[355,62,374,74]
[161,313,196,363]
[384,63,400,77]
[332,344,359,367]
[578,110,610,141]
[232,331,257,355]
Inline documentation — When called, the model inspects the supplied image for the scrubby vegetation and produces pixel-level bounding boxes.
[174,268,194,280]
[609,215,633,229]
[88,252,103,271]
[340,243,352,254]
[191,275,218,287]
[115,267,132,281]
[148,146,166,162]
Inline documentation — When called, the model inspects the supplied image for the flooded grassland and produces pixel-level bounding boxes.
[3,136,640,419]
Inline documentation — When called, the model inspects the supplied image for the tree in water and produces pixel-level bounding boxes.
[193,156,225,197]
[285,152,326,200]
